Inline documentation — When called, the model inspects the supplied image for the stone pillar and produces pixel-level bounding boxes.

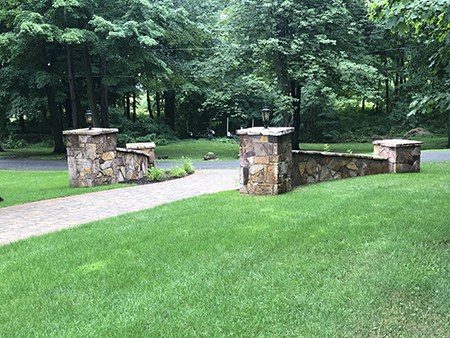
[63,128,119,187]
[373,139,423,173]
[126,142,156,167]
[237,127,294,195]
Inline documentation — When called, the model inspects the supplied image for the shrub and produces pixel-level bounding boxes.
[110,109,180,147]
[2,135,28,149]
[180,157,195,174]
[148,167,167,181]
[170,166,187,178]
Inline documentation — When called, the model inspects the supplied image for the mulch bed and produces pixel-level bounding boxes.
[120,171,194,185]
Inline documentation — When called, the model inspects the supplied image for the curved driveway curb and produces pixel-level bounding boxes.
[0,169,239,246]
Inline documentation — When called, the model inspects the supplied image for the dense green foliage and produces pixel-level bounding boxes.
[0,0,449,151]
[370,0,450,146]
[1,162,450,336]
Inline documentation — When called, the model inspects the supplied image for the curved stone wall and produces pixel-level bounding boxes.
[292,150,389,186]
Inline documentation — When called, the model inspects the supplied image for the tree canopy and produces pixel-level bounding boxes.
[370,0,450,146]
[1,0,449,151]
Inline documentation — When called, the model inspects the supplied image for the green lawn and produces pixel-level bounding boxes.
[301,136,449,154]
[0,170,134,208]
[0,147,66,160]
[1,162,449,337]
[2,136,448,162]
[155,139,240,162]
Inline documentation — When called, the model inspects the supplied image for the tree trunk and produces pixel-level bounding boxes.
[156,91,161,118]
[147,90,154,118]
[0,114,5,150]
[60,102,70,131]
[39,42,65,154]
[67,44,78,129]
[83,47,100,127]
[125,94,130,119]
[447,109,450,148]
[0,61,5,151]
[292,81,301,150]
[385,78,389,114]
[99,55,110,127]
[164,90,175,129]
[132,92,137,122]
[19,114,25,133]
[276,12,291,126]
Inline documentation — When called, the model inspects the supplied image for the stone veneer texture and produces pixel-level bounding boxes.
[292,151,389,186]
[126,142,156,167]
[237,127,294,195]
[63,128,149,187]
[373,139,422,173]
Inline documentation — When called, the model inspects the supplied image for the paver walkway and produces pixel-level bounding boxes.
[0,169,239,246]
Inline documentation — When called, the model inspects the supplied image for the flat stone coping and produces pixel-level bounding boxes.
[236,127,295,136]
[373,139,423,147]
[116,147,150,157]
[293,150,387,161]
[63,128,119,136]
[126,142,156,150]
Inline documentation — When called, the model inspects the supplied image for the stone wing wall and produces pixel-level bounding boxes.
[292,151,389,186]
[64,129,151,187]
[116,149,149,182]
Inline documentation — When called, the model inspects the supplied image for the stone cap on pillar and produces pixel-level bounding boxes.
[126,142,156,150]
[236,127,294,136]
[373,139,423,147]
[63,128,119,136]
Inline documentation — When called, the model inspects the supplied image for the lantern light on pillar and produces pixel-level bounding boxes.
[261,105,270,129]
[85,110,93,130]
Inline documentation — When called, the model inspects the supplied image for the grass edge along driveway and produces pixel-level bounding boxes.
[0,170,135,208]
[1,161,449,337]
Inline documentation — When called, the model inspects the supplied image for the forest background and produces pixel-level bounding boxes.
[0,0,449,154]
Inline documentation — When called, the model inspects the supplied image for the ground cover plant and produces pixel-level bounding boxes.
[138,157,195,183]
[0,171,134,208]
[1,162,449,337]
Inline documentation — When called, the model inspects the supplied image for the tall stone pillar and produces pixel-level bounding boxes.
[237,127,294,195]
[373,139,423,173]
[63,128,119,187]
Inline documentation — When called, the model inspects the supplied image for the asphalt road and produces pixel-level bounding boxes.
[0,151,449,171]
[0,158,240,171]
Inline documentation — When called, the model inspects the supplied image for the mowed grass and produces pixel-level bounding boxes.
[0,170,134,208]
[1,136,448,161]
[0,147,65,160]
[301,136,449,154]
[148,137,450,161]
[155,139,240,162]
[1,162,449,337]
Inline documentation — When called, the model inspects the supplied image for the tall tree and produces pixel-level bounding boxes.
[370,0,450,146]
[220,0,381,143]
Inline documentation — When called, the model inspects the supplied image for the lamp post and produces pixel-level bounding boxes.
[85,110,93,130]
[261,105,270,129]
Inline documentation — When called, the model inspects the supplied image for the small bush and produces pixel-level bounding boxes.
[170,166,187,178]
[180,157,195,174]
[148,167,167,181]
[2,135,28,149]
[110,109,180,147]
